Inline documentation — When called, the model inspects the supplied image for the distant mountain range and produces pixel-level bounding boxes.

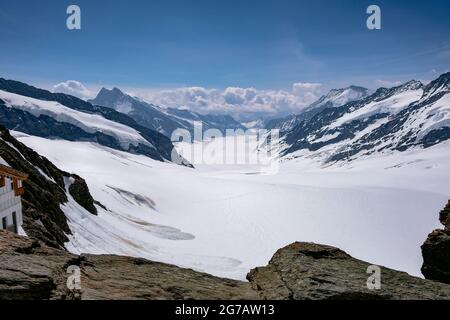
[269,72,450,163]
[89,87,245,138]
[1,72,449,166]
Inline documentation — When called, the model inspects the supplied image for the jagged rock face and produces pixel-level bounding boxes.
[0,126,98,248]
[248,242,450,300]
[67,176,97,215]
[0,231,258,300]
[421,200,450,284]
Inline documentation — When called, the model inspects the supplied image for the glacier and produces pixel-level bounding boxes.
[13,131,450,280]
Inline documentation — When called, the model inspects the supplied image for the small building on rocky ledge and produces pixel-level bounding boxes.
[0,164,28,234]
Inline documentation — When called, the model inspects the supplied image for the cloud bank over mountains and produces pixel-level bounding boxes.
[132,82,323,118]
[53,80,324,119]
[53,80,92,100]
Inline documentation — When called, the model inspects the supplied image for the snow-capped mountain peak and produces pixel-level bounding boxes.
[307,85,370,111]
[265,85,370,132]
[421,72,450,100]
[395,80,423,92]
[91,87,138,114]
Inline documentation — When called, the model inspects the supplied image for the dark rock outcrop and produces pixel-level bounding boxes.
[68,175,97,215]
[421,199,450,284]
[0,126,98,248]
[248,242,450,300]
[440,200,450,228]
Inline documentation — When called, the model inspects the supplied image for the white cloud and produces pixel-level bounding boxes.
[131,82,323,120]
[53,80,92,99]
[292,82,322,93]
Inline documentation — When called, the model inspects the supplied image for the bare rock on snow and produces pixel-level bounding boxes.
[421,199,450,284]
[3,230,450,300]
[248,242,450,300]
[0,230,257,300]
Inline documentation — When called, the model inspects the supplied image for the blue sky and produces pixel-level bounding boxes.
[0,0,449,115]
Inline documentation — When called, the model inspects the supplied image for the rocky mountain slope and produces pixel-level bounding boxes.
[2,229,450,300]
[0,125,98,248]
[271,73,450,163]
[90,87,245,138]
[0,78,186,164]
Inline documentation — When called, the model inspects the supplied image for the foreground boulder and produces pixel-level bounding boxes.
[2,230,450,300]
[421,199,450,284]
[0,231,258,300]
[248,242,450,300]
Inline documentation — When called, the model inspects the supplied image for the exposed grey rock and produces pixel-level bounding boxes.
[78,255,257,300]
[440,199,450,228]
[68,175,98,215]
[0,230,76,300]
[2,230,450,300]
[0,230,258,300]
[248,242,450,300]
[421,199,450,284]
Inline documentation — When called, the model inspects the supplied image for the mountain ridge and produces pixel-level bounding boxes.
[266,85,370,131]
[0,78,187,164]
[275,72,450,163]
[90,87,246,138]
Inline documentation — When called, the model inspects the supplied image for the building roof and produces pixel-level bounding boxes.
[0,164,28,180]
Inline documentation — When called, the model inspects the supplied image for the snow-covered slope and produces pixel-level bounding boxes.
[266,86,369,132]
[14,131,450,280]
[0,90,150,149]
[327,83,422,129]
[306,85,370,113]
